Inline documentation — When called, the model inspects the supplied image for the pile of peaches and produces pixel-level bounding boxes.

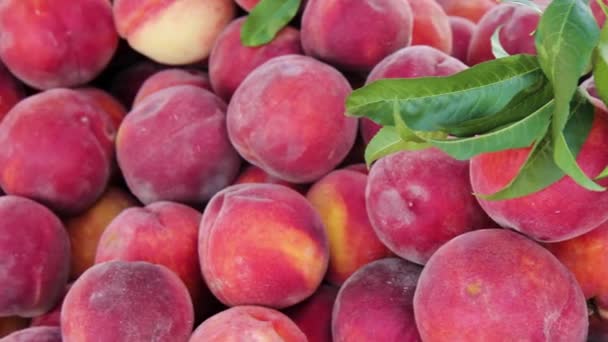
[0,0,607,341]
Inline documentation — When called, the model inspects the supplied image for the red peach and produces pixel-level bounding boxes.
[449,16,476,63]
[408,0,453,54]
[1,327,61,342]
[435,0,498,22]
[133,68,211,106]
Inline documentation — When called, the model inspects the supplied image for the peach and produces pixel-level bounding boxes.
[470,111,608,242]
[544,222,608,318]
[75,88,127,131]
[435,0,497,22]
[227,55,357,183]
[0,317,29,338]
[30,284,71,327]
[209,17,302,101]
[190,306,306,341]
[0,0,118,90]
[301,0,414,71]
[592,0,608,27]
[61,261,194,342]
[0,196,70,317]
[414,229,588,341]
[307,169,392,285]
[109,61,165,108]
[233,164,300,191]
[366,149,490,265]
[467,3,540,65]
[117,85,241,205]
[449,16,476,63]
[284,285,338,342]
[95,201,208,310]
[1,327,61,342]
[113,0,236,65]
[0,89,115,215]
[408,0,453,54]
[66,187,138,279]
[199,183,329,308]
[133,68,211,106]
[332,258,422,342]
[0,64,24,123]
[361,45,467,144]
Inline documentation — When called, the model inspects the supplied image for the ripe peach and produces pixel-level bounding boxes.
[117,85,241,205]
[0,196,70,317]
[113,0,236,65]
[470,111,608,242]
[30,284,71,327]
[467,3,540,65]
[332,258,422,341]
[0,0,118,89]
[0,89,115,215]
[75,88,127,131]
[408,0,453,54]
[301,0,414,71]
[414,229,588,341]
[233,165,300,191]
[190,306,306,341]
[133,68,211,106]
[227,55,357,183]
[61,261,194,342]
[209,17,302,101]
[435,0,497,22]
[284,285,338,342]
[199,183,329,308]
[307,169,392,285]
[449,16,476,63]
[66,187,138,279]
[1,327,61,342]
[361,45,467,143]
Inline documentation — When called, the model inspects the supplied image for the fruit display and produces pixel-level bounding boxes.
[2,0,608,341]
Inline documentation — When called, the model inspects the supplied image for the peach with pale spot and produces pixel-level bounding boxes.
[306,168,392,285]
[199,183,329,308]
[113,0,236,65]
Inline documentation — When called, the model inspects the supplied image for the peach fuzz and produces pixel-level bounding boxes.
[301,0,414,71]
[117,85,241,205]
[449,16,476,64]
[0,317,29,338]
[467,3,540,66]
[0,64,24,123]
[0,89,115,215]
[408,0,453,54]
[227,55,357,183]
[284,285,338,342]
[367,148,491,264]
[95,201,207,309]
[66,187,138,279]
[133,68,211,106]
[306,169,392,285]
[233,164,300,191]
[544,222,608,318]
[199,183,329,308]
[470,111,608,242]
[361,45,467,144]
[190,306,306,342]
[0,196,70,317]
[414,229,588,341]
[209,17,302,101]
[1,327,61,342]
[435,0,497,22]
[113,0,235,65]
[0,0,118,90]
[332,258,422,342]
[75,88,127,131]
[61,261,194,342]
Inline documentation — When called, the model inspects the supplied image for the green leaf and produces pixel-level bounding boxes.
[593,23,608,107]
[240,0,301,47]
[499,0,543,12]
[346,54,543,131]
[364,127,431,166]
[425,100,553,160]
[596,165,608,179]
[491,26,510,59]
[480,95,596,200]
[444,80,553,137]
[535,0,601,189]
